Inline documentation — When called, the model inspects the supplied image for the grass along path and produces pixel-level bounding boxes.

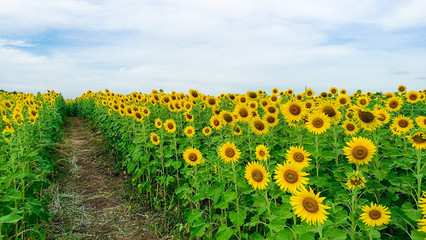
[48,117,160,240]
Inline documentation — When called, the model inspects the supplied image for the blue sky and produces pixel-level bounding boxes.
[1,0,425,99]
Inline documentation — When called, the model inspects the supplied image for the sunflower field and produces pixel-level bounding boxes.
[0,90,65,239]
[67,86,426,240]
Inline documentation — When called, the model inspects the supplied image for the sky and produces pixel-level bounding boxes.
[1,0,426,99]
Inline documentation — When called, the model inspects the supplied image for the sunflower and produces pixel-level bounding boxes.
[290,188,331,226]
[281,99,306,122]
[183,148,203,166]
[342,120,359,135]
[205,96,219,108]
[184,112,194,122]
[259,99,269,108]
[407,131,426,149]
[345,171,366,190]
[354,108,380,131]
[316,100,342,123]
[375,108,390,124]
[418,192,426,215]
[210,115,222,130]
[250,117,269,135]
[406,90,421,103]
[234,104,251,122]
[416,116,426,129]
[269,94,281,104]
[360,203,391,227]
[329,87,338,95]
[385,96,403,112]
[247,100,258,110]
[154,118,162,129]
[164,119,177,134]
[255,144,270,161]
[202,126,212,136]
[218,142,241,164]
[234,126,242,135]
[336,94,350,106]
[133,110,144,122]
[286,89,294,96]
[150,132,160,145]
[274,163,309,194]
[343,136,376,165]
[305,88,314,98]
[418,219,426,233]
[246,91,259,100]
[286,146,312,169]
[263,104,279,116]
[244,161,270,190]
[184,126,195,137]
[390,115,413,135]
[305,111,331,135]
[272,87,279,94]
[357,96,370,107]
[397,85,407,94]
[220,111,235,125]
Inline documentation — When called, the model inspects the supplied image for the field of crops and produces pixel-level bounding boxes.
[0,90,65,239]
[1,86,425,239]
[63,86,426,240]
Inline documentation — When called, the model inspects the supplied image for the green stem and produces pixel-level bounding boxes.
[263,191,274,238]
[315,135,320,178]
[350,189,358,240]
[417,149,423,202]
[231,163,241,239]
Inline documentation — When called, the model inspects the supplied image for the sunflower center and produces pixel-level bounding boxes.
[389,100,398,108]
[167,123,174,129]
[398,120,408,128]
[377,114,386,122]
[152,136,158,142]
[409,94,417,100]
[346,124,355,131]
[208,99,216,105]
[284,170,298,183]
[303,197,319,213]
[267,116,275,124]
[306,102,312,108]
[339,98,347,105]
[223,113,233,123]
[251,169,263,182]
[135,112,142,119]
[398,87,405,92]
[412,134,426,144]
[187,129,193,134]
[188,153,198,162]
[267,106,276,114]
[313,118,324,128]
[239,108,249,117]
[369,210,381,220]
[293,152,305,162]
[289,104,301,115]
[255,121,265,130]
[350,176,363,186]
[248,92,257,98]
[271,96,277,101]
[225,148,235,158]
[358,111,374,123]
[187,114,193,119]
[259,150,265,157]
[323,106,336,118]
[205,129,210,133]
[352,146,368,159]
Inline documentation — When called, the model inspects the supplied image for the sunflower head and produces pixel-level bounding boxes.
[250,117,269,135]
[255,144,270,161]
[234,104,251,122]
[391,115,413,135]
[406,90,421,103]
[164,119,177,134]
[244,161,270,190]
[202,126,212,136]
[343,136,376,165]
[184,126,195,137]
[286,146,311,169]
[150,132,160,145]
[360,202,391,227]
[210,115,222,130]
[397,85,407,93]
[407,131,426,149]
[345,171,366,190]
[386,96,403,112]
[274,163,309,194]
[218,142,241,164]
[342,120,359,135]
[183,148,203,166]
[290,188,331,225]
[305,111,331,135]
[220,111,235,125]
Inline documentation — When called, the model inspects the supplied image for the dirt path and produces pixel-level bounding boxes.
[49,117,157,240]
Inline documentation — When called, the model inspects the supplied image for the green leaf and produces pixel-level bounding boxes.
[299,232,315,240]
[274,229,294,240]
[0,213,23,224]
[412,230,426,240]
[187,209,202,224]
[269,218,285,232]
[324,228,347,240]
[228,209,246,227]
[215,225,235,240]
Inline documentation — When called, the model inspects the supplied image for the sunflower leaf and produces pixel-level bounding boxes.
[229,209,246,227]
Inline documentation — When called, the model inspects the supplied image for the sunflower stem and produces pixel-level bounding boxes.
[416,149,423,202]
[263,190,274,237]
[231,162,242,240]
[350,189,358,240]
[314,135,320,178]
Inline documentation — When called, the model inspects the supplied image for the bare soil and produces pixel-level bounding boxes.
[49,117,159,240]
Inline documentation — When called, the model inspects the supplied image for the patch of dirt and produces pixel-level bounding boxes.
[49,117,158,240]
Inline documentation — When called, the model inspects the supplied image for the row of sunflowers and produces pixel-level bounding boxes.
[0,90,65,239]
[68,85,426,240]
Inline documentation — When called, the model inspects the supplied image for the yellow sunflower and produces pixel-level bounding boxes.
[274,163,309,194]
[244,161,270,190]
[357,96,370,107]
[255,144,270,161]
[397,84,407,94]
[354,108,380,131]
[286,146,312,169]
[184,126,195,137]
[407,131,426,149]
[234,126,242,135]
[250,117,269,135]
[280,99,306,122]
[164,119,177,134]
[418,219,426,233]
[305,111,331,135]
[390,115,413,135]
[220,111,235,125]
[418,192,426,215]
[290,188,331,226]
[336,94,350,106]
[341,120,359,135]
[184,112,194,122]
[316,100,342,123]
[386,96,403,112]
[234,104,251,122]
[154,118,162,129]
[263,104,279,116]
[416,116,426,129]
[183,148,203,166]
[329,87,338,95]
[205,96,219,108]
[262,113,280,127]
[202,126,212,136]
[133,110,144,122]
[218,142,241,164]
[360,203,391,227]
[345,171,366,190]
[210,115,222,130]
[343,136,376,165]
[305,88,315,98]
[150,132,160,145]
[375,108,390,124]
[406,90,421,103]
